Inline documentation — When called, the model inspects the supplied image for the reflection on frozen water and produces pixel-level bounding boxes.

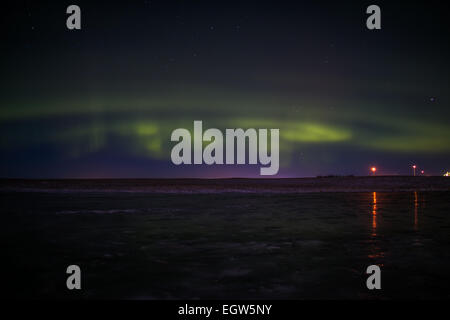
[414,191,418,231]
[368,191,384,261]
[372,192,377,236]
[369,191,424,262]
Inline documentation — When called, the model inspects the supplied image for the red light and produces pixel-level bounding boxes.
[412,165,417,169]
[371,167,377,172]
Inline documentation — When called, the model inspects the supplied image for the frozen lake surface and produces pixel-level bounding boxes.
[2,178,450,299]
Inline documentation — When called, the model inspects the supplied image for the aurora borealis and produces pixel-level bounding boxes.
[1,1,449,178]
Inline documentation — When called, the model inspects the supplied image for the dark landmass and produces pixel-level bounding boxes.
[1,176,449,193]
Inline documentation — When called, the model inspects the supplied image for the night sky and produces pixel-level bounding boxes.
[1,0,449,178]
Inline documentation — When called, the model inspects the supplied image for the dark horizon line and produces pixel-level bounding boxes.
[0,175,446,181]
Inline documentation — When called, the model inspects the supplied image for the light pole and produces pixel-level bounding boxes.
[371,167,377,176]
[412,165,417,176]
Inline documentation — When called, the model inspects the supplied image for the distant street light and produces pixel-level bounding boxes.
[371,167,377,176]
[412,165,417,176]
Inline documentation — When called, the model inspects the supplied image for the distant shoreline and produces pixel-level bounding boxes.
[1,176,449,194]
